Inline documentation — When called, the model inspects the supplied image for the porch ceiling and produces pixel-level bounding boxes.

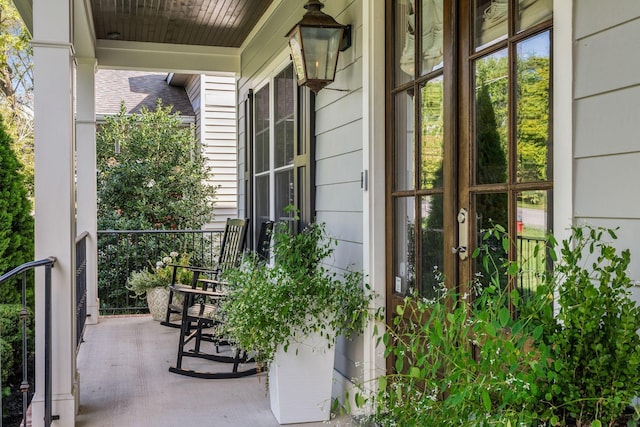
[90,0,274,47]
[13,0,281,74]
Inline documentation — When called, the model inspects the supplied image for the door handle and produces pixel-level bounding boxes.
[452,208,469,260]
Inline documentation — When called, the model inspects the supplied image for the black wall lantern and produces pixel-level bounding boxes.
[286,0,351,93]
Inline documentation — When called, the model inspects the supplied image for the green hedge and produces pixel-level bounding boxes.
[0,304,33,396]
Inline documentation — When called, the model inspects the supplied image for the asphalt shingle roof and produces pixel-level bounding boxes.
[95,70,195,117]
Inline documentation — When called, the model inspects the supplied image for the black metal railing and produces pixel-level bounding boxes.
[516,235,547,297]
[97,229,224,315]
[76,232,89,350]
[0,257,57,427]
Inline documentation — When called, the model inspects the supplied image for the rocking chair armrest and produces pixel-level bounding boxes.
[197,278,228,291]
[170,284,225,299]
[167,264,220,275]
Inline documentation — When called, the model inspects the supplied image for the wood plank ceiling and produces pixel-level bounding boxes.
[91,0,275,47]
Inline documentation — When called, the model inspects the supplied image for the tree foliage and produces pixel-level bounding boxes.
[0,114,33,303]
[96,101,216,230]
[0,0,34,195]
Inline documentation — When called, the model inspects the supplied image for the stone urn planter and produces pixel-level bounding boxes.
[146,286,181,321]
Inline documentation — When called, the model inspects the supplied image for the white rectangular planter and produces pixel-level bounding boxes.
[269,331,336,424]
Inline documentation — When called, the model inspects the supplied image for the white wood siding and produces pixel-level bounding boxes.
[184,74,238,231]
[573,3,640,290]
[239,0,367,383]
[201,75,238,230]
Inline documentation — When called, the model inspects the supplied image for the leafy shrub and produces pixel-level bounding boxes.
[537,226,640,425]
[96,101,217,311]
[96,100,216,231]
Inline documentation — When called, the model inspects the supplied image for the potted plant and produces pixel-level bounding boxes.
[127,252,192,321]
[221,212,376,424]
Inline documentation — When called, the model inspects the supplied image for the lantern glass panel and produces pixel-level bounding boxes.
[300,26,342,80]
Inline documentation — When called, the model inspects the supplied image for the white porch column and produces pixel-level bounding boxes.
[362,0,387,395]
[76,59,99,326]
[32,0,77,425]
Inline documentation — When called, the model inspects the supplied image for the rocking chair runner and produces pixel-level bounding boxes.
[168,220,274,379]
[161,218,249,328]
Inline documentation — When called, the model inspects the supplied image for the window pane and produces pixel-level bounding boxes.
[394,197,416,295]
[255,174,270,226]
[395,90,415,191]
[516,31,551,182]
[474,0,507,50]
[255,132,269,174]
[395,0,415,86]
[421,0,444,74]
[255,84,270,132]
[420,76,444,190]
[255,85,270,173]
[275,169,294,222]
[516,189,551,300]
[420,195,444,299]
[474,49,508,185]
[275,66,295,168]
[517,0,552,33]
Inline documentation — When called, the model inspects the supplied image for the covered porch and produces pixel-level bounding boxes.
[75,315,352,427]
[9,0,385,424]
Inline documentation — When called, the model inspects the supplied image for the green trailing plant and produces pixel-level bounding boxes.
[355,225,640,427]
[357,242,550,426]
[126,252,192,297]
[221,211,376,367]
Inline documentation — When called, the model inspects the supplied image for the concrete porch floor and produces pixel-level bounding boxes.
[76,315,354,427]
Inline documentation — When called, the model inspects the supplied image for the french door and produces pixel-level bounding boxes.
[387,0,553,317]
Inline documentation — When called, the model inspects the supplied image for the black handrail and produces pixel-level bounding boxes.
[0,257,57,427]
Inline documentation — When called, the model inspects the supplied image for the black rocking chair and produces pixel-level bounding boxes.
[168,219,274,379]
[161,218,249,328]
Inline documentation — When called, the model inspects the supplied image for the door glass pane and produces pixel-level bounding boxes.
[275,169,294,222]
[474,192,509,289]
[516,189,551,299]
[474,0,508,50]
[274,66,295,168]
[474,49,508,185]
[420,77,444,190]
[395,90,416,191]
[420,195,444,300]
[517,0,552,32]
[396,0,415,85]
[255,174,270,226]
[516,31,551,182]
[394,197,416,295]
[421,0,444,74]
[254,85,270,173]
[475,192,508,234]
